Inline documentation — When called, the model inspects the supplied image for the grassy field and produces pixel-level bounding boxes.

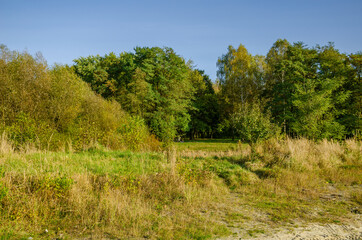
[0,138,361,239]
[175,139,241,151]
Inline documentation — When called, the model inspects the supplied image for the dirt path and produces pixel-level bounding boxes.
[217,223,362,240]
[214,188,362,240]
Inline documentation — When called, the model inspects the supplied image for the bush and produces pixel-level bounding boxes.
[0,45,157,151]
[231,102,279,151]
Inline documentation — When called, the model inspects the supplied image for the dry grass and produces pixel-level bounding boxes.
[0,138,361,239]
[0,149,230,239]
[177,138,361,227]
[0,132,13,155]
[0,172,230,239]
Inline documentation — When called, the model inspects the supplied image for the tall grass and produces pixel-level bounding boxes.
[0,148,230,239]
[0,133,13,155]
[0,138,360,239]
[177,138,361,227]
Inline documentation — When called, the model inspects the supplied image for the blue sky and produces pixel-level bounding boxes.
[1,0,361,80]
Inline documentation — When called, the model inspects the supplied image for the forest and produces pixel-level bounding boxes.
[1,39,361,151]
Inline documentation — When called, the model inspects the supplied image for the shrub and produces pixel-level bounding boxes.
[231,102,279,152]
[0,45,157,151]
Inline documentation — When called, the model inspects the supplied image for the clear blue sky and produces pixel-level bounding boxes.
[1,0,361,80]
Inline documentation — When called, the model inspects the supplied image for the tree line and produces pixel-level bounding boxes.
[0,40,360,150]
[73,40,361,144]
[217,40,361,143]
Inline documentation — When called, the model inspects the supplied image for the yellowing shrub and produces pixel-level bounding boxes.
[0,45,157,151]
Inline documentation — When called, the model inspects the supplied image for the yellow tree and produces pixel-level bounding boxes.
[217,44,265,139]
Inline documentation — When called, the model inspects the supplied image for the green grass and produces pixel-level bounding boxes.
[247,228,265,237]
[2,150,166,176]
[0,149,230,239]
[0,138,360,239]
[175,138,247,151]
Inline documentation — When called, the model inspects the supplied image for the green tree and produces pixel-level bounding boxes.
[125,68,151,117]
[315,43,354,139]
[266,42,349,139]
[188,70,220,139]
[344,52,362,138]
[232,102,278,152]
[73,47,195,143]
[264,39,290,134]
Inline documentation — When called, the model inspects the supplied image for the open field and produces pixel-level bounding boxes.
[0,138,361,239]
[175,139,241,151]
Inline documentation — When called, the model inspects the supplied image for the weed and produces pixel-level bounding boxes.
[0,182,8,202]
[0,230,14,240]
[247,228,265,237]
[350,191,362,205]
[0,165,5,178]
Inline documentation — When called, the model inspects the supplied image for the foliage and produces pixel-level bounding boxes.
[0,45,156,151]
[188,70,220,139]
[231,103,278,147]
[216,40,360,141]
[73,47,195,143]
[264,39,291,134]
[217,44,265,115]
[345,52,362,138]
[1,38,360,148]
[262,41,360,139]
[217,44,267,139]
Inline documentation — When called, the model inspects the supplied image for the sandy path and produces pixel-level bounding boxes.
[217,223,362,240]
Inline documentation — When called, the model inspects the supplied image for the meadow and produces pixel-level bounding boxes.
[1,35,361,240]
[0,138,361,239]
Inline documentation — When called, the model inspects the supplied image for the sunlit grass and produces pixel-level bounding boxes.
[2,150,166,176]
[175,138,246,151]
[0,138,360,239]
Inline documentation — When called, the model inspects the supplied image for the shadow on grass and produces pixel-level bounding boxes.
[212,153,274,180]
